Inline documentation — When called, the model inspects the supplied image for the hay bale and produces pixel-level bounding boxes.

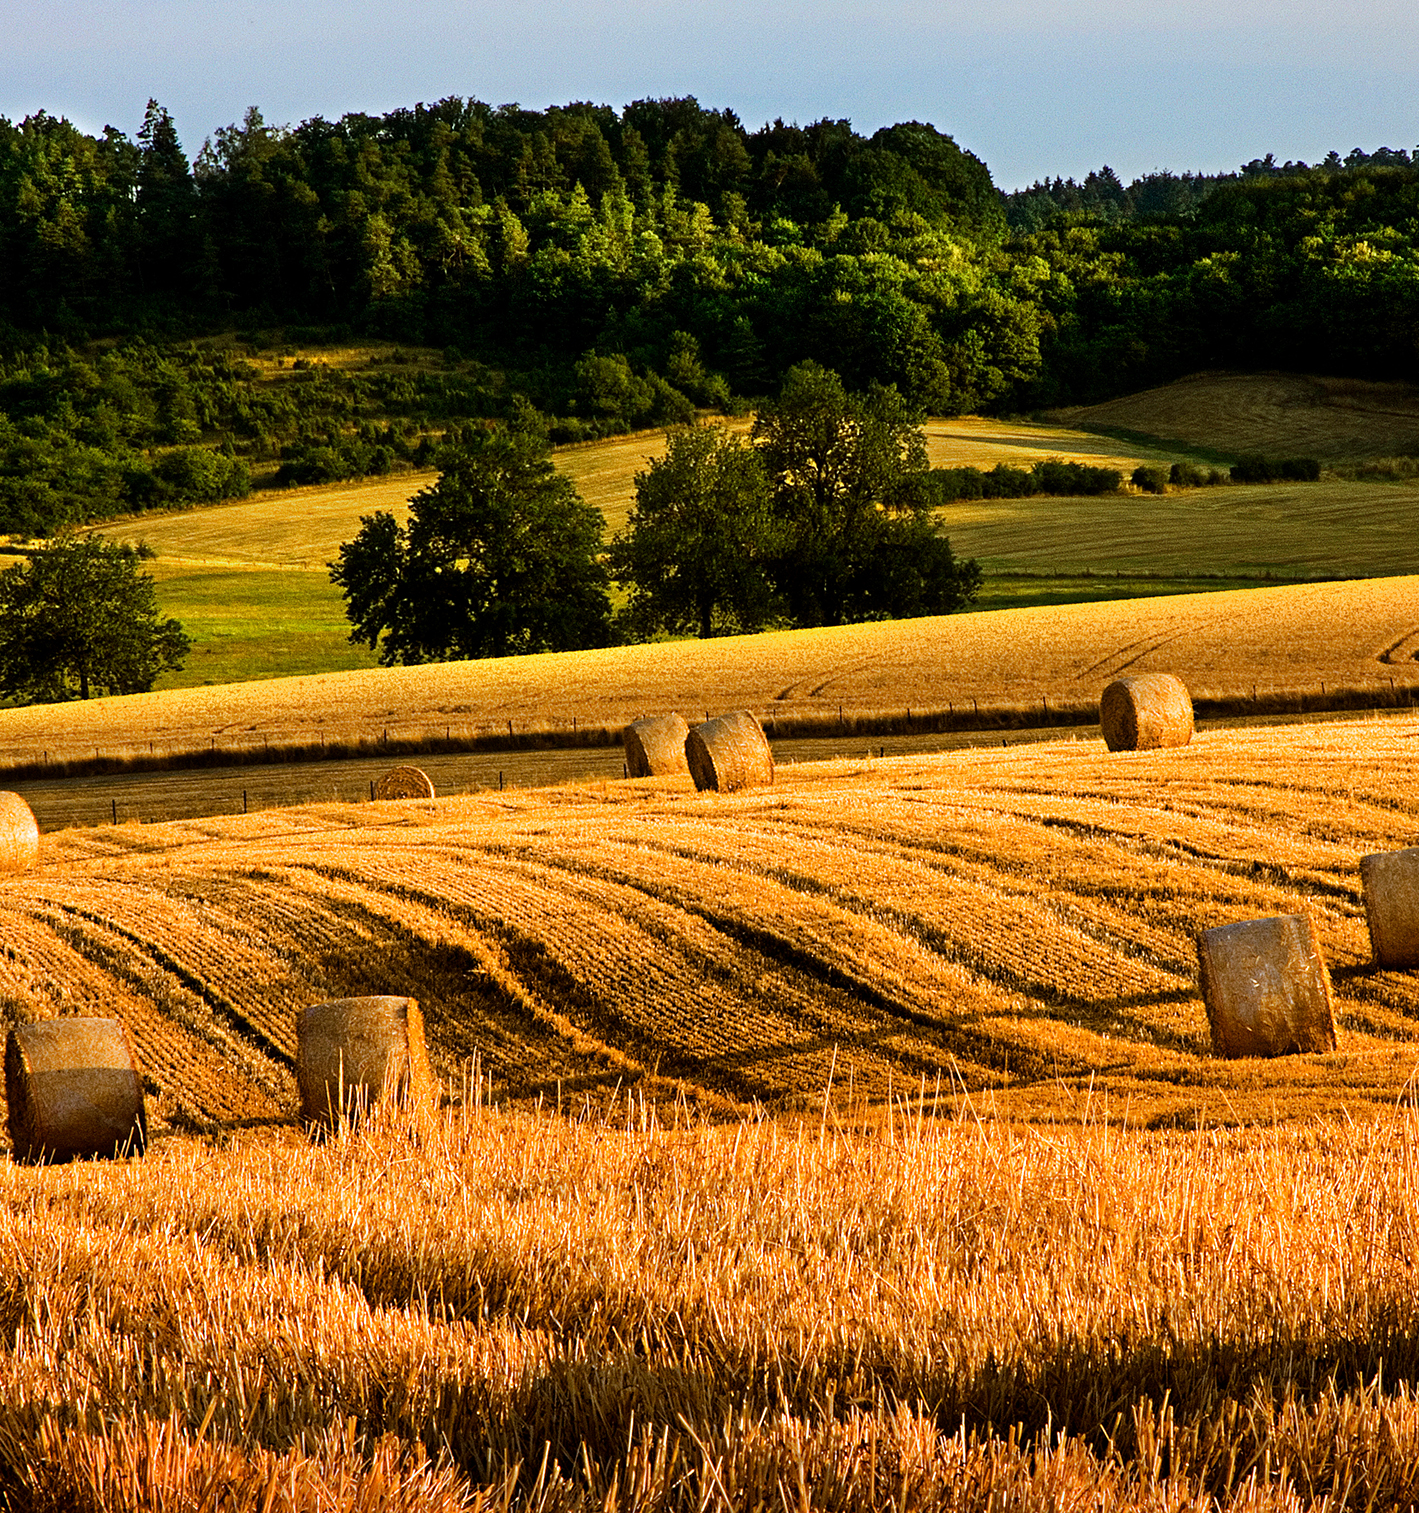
[296,996,433,1129]
[1360,847,1419,968]
[374,765,435,801]
[623,714,691,778]
[0,792,39,875]
[1196,914,1337,1057]
[686,710,774,794]
[5,1018,147,1163]
[1100,673,1194,751]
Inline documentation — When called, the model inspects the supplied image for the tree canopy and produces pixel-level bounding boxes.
[329,430,612,663]
[751,363,980,626]
[610,365,982,637]
[0,536,189,702]
[0,94,1418,536]
[607,425,781,640]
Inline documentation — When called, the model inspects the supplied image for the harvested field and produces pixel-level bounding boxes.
[1050,370,1419,463]
[921,413,1177,472]
[107,473,436,569]
[2,712,1418,1135]
[1,576,1415,774]
[1,715,1419,1504]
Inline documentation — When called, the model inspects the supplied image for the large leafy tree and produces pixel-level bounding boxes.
[330,430,612,663]
[751,361,980,626]
[0,536,190,702]
[608,424,781,639]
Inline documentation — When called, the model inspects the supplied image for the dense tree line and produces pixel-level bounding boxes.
[0,100,1016,409]
[1002,146,1419,231]
[1,95,1417,537]
[1016,166,1419,405]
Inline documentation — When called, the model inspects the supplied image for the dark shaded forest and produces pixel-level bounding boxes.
[1,95,1417,531]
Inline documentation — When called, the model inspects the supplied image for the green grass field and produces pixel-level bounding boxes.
[150,563,378,689]
[943,476,1419,578]
[95,379,1419,689]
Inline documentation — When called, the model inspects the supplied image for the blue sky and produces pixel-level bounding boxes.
[3,0,1416,190]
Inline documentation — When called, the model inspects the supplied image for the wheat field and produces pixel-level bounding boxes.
[4,711,1419,1506]
[0,576,1414,772]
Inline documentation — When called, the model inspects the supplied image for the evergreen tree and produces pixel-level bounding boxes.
[135,99,196,297]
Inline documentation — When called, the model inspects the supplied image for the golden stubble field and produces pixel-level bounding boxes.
[4,713,1418,1134]
[3,714,1419,1507]
[0,576,1414,769]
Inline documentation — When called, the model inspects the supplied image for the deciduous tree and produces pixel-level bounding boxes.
[752,361,979,625]
[0,536,189,702]
[608,423,781,639]
[330,430,611,663]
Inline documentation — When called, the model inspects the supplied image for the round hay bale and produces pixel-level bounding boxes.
[0,792,39,875]
[374,765,435,801]
[296,996,433,1130]
[1100,673,1194,752]
[5,1018,147,1164]
[1196,913,1337,1058]
[1360,846,1419,968]
[623,713,691,778]
[686,710,774,793]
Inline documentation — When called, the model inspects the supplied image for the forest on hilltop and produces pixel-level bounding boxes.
[1,95,1418,532]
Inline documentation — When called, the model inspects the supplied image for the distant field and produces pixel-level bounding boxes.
[107,412,1169,567]
[942,474,1419,577]
[920,413,1180,472]
[2,575,1416,770]
[150,563,379,688]
[1050,370,1419,462]
[77,386,1419,695]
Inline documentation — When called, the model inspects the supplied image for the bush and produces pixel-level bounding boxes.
[1170,461,1207,488]
[1277,456,1322,481]
[1132,465,1169,494]
[982,464,1037,497]
[1230,454,1322,484]
[1033,460,1122,495]
[153,447,251,503]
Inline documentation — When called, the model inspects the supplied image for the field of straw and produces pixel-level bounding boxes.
[0,576,1414,773]
[4,713,1418,1134]
[3,711,1419,1507]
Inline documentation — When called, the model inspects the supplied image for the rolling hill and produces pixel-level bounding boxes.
[0,576,1413,773]
[3,711,1417,1142]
